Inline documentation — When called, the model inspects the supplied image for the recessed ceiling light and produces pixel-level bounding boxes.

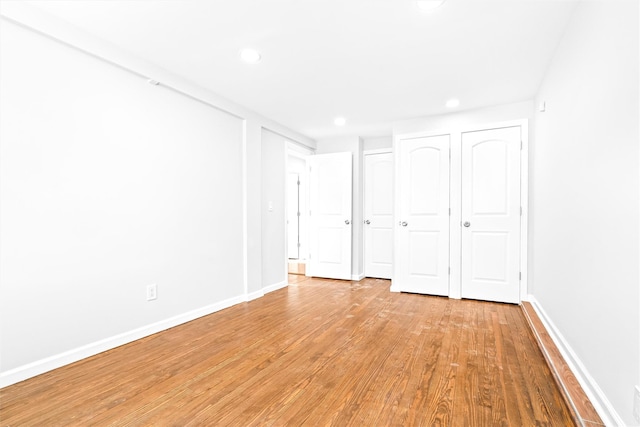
[446,98,460,108]
[239,48,261,64]
[415,0,446,12]
[334,117,346,126]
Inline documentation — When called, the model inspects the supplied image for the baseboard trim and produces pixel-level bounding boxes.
[263,280,287,294]
[527,297,624,427]
[351,273,365,281]
[245,290,264,301]
[0,294,245,389]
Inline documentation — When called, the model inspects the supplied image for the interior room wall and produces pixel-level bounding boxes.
[315,137,364,280]
[393,100,535,136]
[0,4,315,386]
[0,16,245,373]
[260,130,287,293]
[362,136,393,151]
[532,1,639,424]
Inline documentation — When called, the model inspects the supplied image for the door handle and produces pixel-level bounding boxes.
[463,221,471,227]
[364,220,370,225]
[399,221,408,227]
[345,219,351,225]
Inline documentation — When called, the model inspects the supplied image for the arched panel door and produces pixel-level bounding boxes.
[395,135,450,296]
[364,152,393,279]
[461,126,521,303]
[308,152,353,280]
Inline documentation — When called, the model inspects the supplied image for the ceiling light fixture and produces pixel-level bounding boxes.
[239,48,261,64]
[446,98,460,108]
[415,0,446,12]
[334,117,346,126]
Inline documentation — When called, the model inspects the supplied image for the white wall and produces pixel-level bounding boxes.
[315,137,364,280]
[0,4,315,386]
[260,129,286,292]
[0,15,238,371]
[363,136,392,151]
[393,100,534,135]
[533,1,639,424]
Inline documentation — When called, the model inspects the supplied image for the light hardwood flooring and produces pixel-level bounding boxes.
[0,276,576,426]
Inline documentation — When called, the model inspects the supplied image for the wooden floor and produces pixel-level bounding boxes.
[1,276,575,426]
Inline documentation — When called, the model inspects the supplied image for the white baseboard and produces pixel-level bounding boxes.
[245,290,264,301]
[263,280,287,294]
[351,273,365,281]
[528,296,625,426]
[0,294,245,389]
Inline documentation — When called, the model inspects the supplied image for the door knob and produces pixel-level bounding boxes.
[400,221,408,227]
[364,220,370,225]
[463,221,471,227]
[345,219,351,225]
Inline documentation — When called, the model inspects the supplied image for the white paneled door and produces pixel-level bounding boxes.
[395,135,450,296]
[308,152,353,280]
[364,152,393,279]
[461,127,521,303]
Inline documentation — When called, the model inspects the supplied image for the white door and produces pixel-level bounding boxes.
[461,126,521,303]
[395,135,450,295]
[364,152,393,279]
[308,152,352,280]
[287,173,300,259]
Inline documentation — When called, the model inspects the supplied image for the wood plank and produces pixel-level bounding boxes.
[0,279,577,426]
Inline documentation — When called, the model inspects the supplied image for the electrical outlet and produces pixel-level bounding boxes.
[146,284,157,301]
[633,385,640,423]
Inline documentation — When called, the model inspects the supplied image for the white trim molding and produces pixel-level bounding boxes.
[245,290,265,301]
[528,296,625,426]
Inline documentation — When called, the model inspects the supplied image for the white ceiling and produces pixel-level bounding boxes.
[25,0,578,140]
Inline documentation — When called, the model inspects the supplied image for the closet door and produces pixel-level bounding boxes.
[461,126,521,303]
[395,135,450,296]
[364,152,393,279]
[308,152,353,280]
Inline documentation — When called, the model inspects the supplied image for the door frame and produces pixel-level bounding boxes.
[392,119,528,302]
[285,143,313,283]
[362,148,393,279]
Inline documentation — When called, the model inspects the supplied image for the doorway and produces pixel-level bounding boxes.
[286,148,311,279]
